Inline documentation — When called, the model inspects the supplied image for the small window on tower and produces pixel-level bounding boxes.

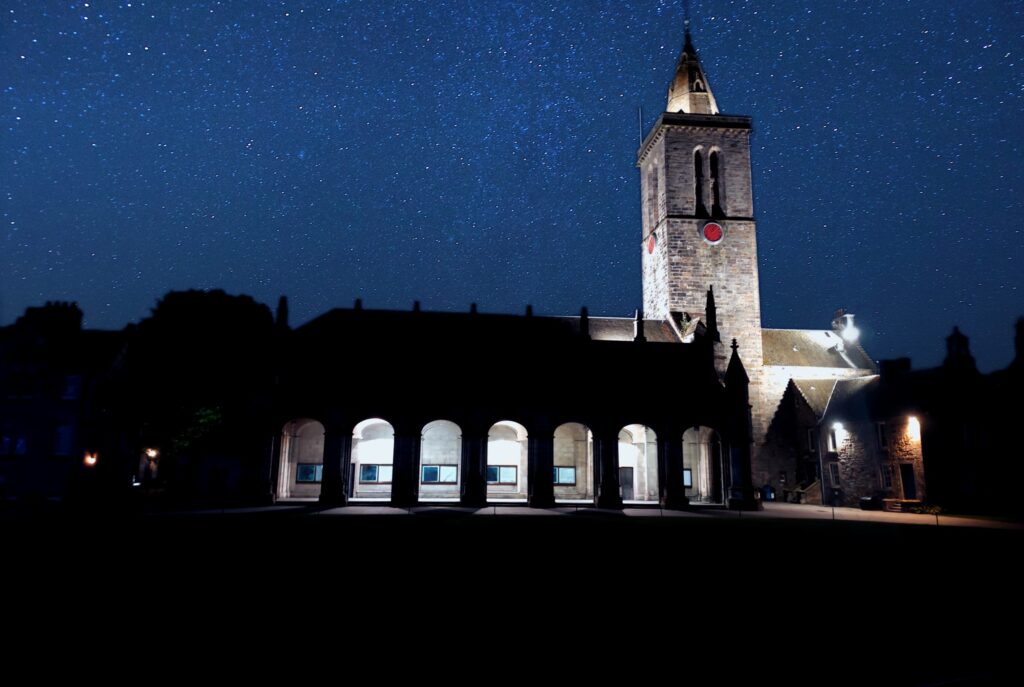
[710,151,723,217]
[694,150,707,218]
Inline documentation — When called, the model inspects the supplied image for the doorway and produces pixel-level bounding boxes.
[899,463,917,500]
[619,467,634,501]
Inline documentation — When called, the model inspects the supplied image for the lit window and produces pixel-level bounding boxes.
[15,437,27,455]
[828,462,841,488]
[0,435,11,455]
[359,464,393,484]
[827,429,839,453]
[880,465,893,490]
[683,468,693,488]
[421,465,458,484]
[553,466,576,485]
[296,464,323,483]
[876,422,888,450]
[486,466,517,485]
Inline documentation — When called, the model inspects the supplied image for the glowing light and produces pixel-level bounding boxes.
[145,448,159,459]
[832,422,844,431]
[907,416,921,442]
[83,452,98,467]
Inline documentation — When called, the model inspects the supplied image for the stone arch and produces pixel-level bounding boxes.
[351,418,395,500]
[554,422,594,503]
[618,424,659,503]
[419,420,462,502]
[486,421,528,502]
[682,426,725,503]
[278,418,325,500]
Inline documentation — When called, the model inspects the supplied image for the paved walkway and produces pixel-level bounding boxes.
[292,501,1023,530]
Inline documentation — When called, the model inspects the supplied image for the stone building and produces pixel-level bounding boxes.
[0,303,123,501]
[3,20,1020,514]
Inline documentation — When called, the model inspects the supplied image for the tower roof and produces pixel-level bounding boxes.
[666,30,719,115]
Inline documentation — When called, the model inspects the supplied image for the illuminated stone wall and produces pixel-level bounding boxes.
[824,416,926,507]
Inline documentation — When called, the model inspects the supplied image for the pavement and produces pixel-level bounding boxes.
[268,499,1023,529]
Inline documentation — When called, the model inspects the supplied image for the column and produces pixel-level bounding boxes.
[319,426,351,507]
[265,432,282,504]
[461,433,487,508]
[390,430,421,508]
[528,432,555,508]
[661,435,689,510]
[595,433,623,510]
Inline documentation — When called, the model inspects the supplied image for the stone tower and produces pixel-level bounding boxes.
[637,27,764,418]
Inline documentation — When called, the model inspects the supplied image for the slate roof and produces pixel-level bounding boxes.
[762,329,875,371]
[791,379,837,417]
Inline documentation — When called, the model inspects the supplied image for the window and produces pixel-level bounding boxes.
[779,471,787,485]
[827,429,839,453]
[880,465,893,490]
[54,425,73,456]
[694,150,707,217]
[828,462,841,488]
[807,428,818,453]
[710,151,723,216]
[0,435,11,455]
[15,437,27,455]
[553,466,576,485]
[486,466,517,485]
[421,465,458,484]
[876,422,889,450]
[296,464,323,483]
[359,464,393,484]
[683,468,693,488]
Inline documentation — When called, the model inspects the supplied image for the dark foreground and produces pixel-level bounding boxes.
[4,507,1020,685]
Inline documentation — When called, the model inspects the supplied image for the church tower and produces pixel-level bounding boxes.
[638,24,764,404]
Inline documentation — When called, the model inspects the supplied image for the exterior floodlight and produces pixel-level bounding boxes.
[840,313,860,343]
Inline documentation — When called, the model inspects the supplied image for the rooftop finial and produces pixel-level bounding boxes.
[684,0,691,35]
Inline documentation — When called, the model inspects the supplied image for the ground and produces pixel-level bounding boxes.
[3,503,1020,684]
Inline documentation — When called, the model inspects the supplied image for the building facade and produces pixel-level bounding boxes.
[4,20,1021,515]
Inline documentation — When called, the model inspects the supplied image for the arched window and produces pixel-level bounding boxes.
[710,151,723,218]
[694,150,708,218]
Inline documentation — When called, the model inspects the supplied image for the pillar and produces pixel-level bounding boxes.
[391,431,421,508]
[595,433,623,509]
[529,432,555,508]
[319,426,351,508]
[461,433,487,508]
[661,435,689,510]
[265,432,282,504]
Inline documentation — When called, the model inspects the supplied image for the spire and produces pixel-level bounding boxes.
[666,18,720,115]
[725,338,749,386]
[275,295,289,329]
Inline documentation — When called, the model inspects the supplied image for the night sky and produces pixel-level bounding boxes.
[3,1,1022,370]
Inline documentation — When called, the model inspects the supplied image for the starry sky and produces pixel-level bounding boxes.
[2,1,1022,370]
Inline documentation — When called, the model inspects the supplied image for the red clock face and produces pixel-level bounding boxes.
[648,235,656,254]
[702,222,724,244]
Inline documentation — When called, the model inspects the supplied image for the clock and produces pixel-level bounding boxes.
[702,221,724,245]
[648,234,656,254]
